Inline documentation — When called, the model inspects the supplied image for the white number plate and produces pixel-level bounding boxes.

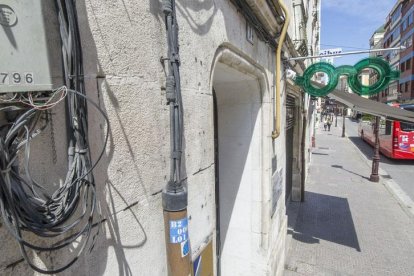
[0,72,35,85]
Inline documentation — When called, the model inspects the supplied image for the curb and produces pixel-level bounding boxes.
[343,121,414,219]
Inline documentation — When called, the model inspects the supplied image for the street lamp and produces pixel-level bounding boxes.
[335,108,338,127]
[370,116,380,182]
[370,93,381,182]
[341,108,346,137]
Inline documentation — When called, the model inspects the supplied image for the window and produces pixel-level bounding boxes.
[403,19,408,31]
[400,84,404,91]
[409,13,414,25]
[403,35,413,47]
[407,59,411,70]
[385,120,392,135]
[401,62,405,71]
[405,82,409,92]
[392,7,402,23]
[401,122,414,131]
[406,36,413,47]
[393,27,400,38]
[380,120,393,135]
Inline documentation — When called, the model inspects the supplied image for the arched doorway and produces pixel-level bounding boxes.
[212,62,263,275]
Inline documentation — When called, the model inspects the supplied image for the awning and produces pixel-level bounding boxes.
[311,81,414,123]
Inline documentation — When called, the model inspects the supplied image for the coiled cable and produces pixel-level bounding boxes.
[0,0,109,273]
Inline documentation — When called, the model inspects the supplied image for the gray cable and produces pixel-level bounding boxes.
[231,0,277,48]
[163,0,184,191]
[0,0,109,274]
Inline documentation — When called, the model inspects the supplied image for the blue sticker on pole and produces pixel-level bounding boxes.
[181,240,189,257]
[169,218,188,244]
[193,255,202,276]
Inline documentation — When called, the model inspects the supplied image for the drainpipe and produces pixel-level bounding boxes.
[301,111,307,201]
[272,0,291,139]
[292,0,304,44]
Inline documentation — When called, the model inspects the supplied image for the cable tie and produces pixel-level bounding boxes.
[165,76,176,103]
[162,0,173,14]
[0,167,11,174]
[160,56,170,64]
[171,53,181,65]
[75,148,89,154]
[172,151,181,160]
[68,147,75,156]
[68,74,85,80]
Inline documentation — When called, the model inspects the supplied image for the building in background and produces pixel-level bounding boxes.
[382,1,403,103]
[376,0,414,104]
[399,0,414,103]
[369,25,386,100]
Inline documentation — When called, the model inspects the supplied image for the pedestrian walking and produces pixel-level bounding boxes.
[327,117,332,131]
[323,118,327,131]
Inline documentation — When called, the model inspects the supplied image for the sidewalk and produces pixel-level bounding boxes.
[284,120,414,276]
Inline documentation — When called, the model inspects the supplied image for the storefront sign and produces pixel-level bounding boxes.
[319,48,342,57]
[295,57,400,97]
[271,169,283,216]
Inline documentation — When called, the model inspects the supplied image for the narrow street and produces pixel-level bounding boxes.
[285,118,414,276]
[345,118,414,202]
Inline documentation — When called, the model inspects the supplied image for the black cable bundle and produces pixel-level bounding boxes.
[161,0,188,212]
[230,0,277,48]
[163,0,184,189]
[0,0,108,273]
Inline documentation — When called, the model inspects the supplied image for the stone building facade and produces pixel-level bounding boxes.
[0,0,320,275]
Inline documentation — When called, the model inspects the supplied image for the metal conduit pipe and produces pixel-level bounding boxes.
[161,0,191,275]
[272,0,290,139]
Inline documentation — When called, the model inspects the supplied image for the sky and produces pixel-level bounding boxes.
[321,0,397,66]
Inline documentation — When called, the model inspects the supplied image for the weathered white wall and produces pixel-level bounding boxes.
[0,0,319,275]
[214,64,264,275]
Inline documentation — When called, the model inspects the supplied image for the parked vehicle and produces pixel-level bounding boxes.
[358,104,414,159]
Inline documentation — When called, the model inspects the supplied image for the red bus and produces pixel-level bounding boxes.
[358,104,414,159]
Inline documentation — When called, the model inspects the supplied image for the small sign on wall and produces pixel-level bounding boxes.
[193,241,213,276]
[246,22,254,44]
[169,218,188,244]
[271,169,283,216]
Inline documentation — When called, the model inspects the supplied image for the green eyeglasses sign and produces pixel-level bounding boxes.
[294,57,400,97]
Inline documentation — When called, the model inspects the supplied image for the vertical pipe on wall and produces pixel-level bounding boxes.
[161,0,191,275]
[272,0,290,139]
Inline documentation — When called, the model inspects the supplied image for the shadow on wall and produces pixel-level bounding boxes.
[59,1,149,275]
[1,2,149,275]
[150,0,218,35]
[287,191,361,252]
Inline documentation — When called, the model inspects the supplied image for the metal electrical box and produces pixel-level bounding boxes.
[0,0,63,93]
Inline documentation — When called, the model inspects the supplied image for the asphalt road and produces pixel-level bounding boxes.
[343,118,414,202]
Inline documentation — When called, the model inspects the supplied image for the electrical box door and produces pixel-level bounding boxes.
[0,0,63,93]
